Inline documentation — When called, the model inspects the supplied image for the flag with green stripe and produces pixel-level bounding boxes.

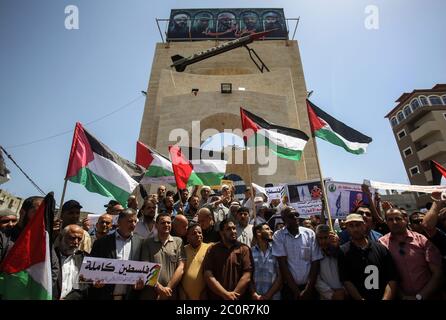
[136,141,176,185]
[169,146,227,189]
[0,194,54,300]
[65,123,145,205]
[240,107,309,161]
[307,100,372,154]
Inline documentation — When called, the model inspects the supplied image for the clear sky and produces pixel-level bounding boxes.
[1,0,445,214]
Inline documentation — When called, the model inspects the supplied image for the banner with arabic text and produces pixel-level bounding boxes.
[79,257,161,286]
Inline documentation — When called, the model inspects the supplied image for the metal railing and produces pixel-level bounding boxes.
[155,17,300,43]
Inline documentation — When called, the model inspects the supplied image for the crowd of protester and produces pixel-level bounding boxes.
[1,183,445,300]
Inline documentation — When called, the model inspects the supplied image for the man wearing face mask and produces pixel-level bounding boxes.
[54,224,89,300]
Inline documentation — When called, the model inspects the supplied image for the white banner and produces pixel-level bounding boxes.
[326,181,375,219]
[79,257,161,286]
[265,185,286,202]
[368,180,446,193]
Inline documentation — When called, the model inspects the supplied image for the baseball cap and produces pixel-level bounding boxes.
[62,200,82,212]
[345,213,364,224]
[104,200,120,208]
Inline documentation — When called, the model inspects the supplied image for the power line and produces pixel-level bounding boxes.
[0,146,46,196]
[5,94,145,149]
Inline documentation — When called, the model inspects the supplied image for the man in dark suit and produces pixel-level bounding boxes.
[89,208,144,300]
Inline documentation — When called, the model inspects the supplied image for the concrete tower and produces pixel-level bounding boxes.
[139,31,320,187]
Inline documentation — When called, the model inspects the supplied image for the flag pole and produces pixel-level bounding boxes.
[246,159,257,222]
[58,179,68,217]
[312,137,334,231]
[59,123,79,217]
[306,98,334,231]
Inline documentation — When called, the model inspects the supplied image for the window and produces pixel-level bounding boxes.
[403,105,412,117]
[397,129,406,140]
[409,166,420,176]
[420,96,429,106]
[429,95,443,106]
[442,95,446,104]
[411,98,420,111]
[403,147,412,157]
[397,111,405,122]
[390,117,398,127]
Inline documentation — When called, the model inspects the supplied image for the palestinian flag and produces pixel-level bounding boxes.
[136,141,176,185]
[307,100,372,155]
[240,107,309,161]
[65,123,145,205]
[431,160,446,185]
[169,146,227,189]
[0,193,54,300]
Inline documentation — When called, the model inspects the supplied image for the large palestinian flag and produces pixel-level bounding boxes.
[240,107,309,161]
[307,100,372,155]
[169,146,227,189]
[0,193,54,300]
[136,141,176,185]
[431,160,446,185]
[65,123,145,205]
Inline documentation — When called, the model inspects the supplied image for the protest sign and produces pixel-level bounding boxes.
[286,180,323,218]
[265,185,286,202]
[326,181,375,219]
[79,257,161,286]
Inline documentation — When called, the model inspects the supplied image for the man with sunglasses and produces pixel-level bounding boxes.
[272,207,323,300]
[379,208,443,300]
[339,205,383,245]
[338,213,397,300]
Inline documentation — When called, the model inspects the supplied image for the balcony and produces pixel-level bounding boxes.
[417,141,446,161]
[410,121,441,142]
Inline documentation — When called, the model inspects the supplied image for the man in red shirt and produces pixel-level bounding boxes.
[379,208,443,300]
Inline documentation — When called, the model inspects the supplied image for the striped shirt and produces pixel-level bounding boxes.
[252,243,280,300]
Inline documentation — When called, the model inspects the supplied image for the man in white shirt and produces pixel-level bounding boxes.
[272,207,323,300]
[135,198,158,240]
[54,224,88,300]
[314,224,345,300]
[236,207,253,247]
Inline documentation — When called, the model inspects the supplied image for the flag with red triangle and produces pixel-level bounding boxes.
[0,193,55,300]
[431,160,446,185]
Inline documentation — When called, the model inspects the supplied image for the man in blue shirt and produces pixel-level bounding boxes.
[251,223,282,300]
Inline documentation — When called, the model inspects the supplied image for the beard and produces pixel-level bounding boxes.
[61,243,77,256]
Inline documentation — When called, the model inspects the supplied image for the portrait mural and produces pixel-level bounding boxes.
[167,8,288,40]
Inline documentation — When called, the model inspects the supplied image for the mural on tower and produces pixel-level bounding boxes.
[167,8,288,41]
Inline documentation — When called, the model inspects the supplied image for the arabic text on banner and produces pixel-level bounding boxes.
[286,180,323,218]
[79,257,161,286]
